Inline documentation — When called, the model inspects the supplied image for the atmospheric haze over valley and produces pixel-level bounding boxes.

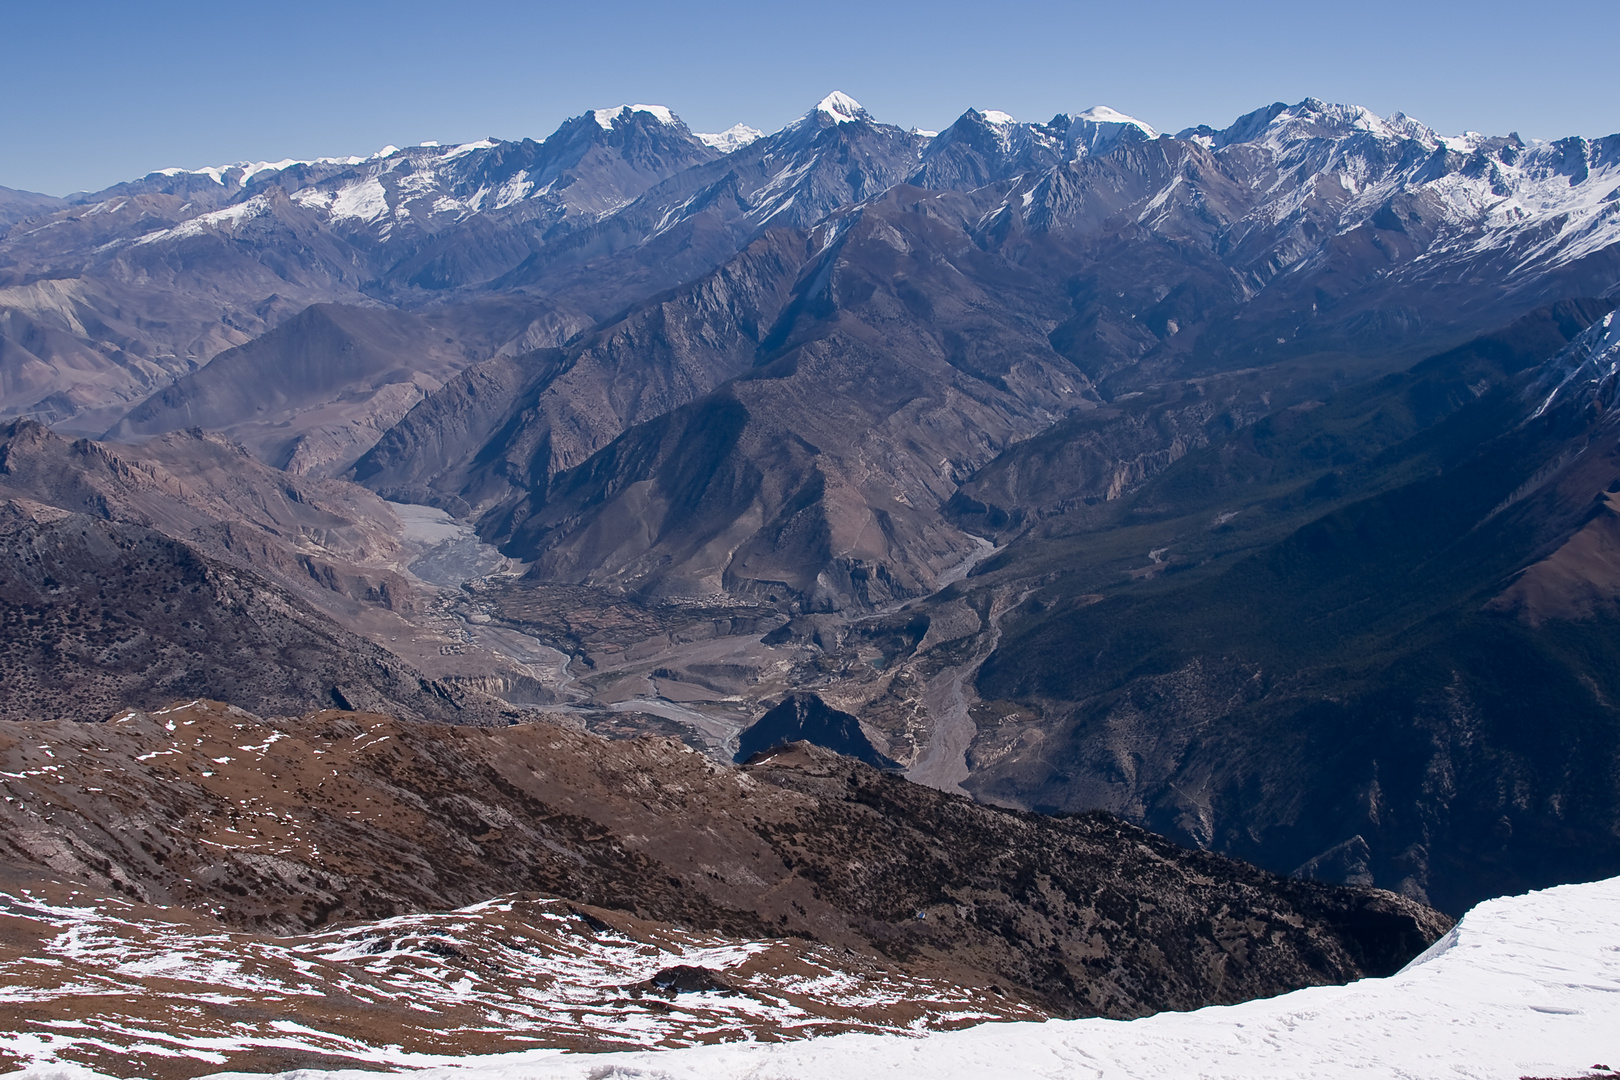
[1,84,1618,1079]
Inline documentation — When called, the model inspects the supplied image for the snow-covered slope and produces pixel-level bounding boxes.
[696,123,765,153]
[51,104,715,252]
[148,874,1619,1080]
[1528,309,1620,419]
[0,881,1035,1075]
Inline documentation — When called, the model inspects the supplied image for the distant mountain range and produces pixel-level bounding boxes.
[3,93,1614,605]
[3,90,1619,919]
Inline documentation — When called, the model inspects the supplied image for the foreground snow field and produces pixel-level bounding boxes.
[248,875,1618,1080]
[5,875,1617,1080]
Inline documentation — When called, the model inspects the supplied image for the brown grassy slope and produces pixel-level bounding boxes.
[0,700,1449,1019]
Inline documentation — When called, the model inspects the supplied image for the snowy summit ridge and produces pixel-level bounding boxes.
[813,90,870,125]
[696,123,765,153]
[150,145,400,187]
[1075,104,1157,137]
[591,103,679,130]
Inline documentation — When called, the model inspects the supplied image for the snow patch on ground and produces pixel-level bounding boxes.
[0,876,1032,1073]
[132,196,273,245]
[290,187,334,212]
[166,874,1620,1080]
[327,177,389,223]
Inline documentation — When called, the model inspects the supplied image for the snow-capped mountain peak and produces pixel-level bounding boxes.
[696,123,765,153]
[149,145,399,187]
[1075,105,1157,137]
[979,110,1017,126]
[1064,106,1158,159]
[440,138,499,160]
[592,103,680,130]
[1210,97,1441,152]
[814,91,869,124]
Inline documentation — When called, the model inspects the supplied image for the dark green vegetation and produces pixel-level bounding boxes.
[954,300,1620,913]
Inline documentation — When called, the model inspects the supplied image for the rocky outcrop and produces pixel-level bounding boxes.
[735,693,898,768]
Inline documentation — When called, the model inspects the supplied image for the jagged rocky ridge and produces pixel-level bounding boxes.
[185,876,1616,1080]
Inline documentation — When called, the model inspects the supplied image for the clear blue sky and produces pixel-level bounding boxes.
[4,0,1616,196]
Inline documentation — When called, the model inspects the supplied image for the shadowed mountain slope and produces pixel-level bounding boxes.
[352,227,817,514]
[941,303,1620,912]
[949,298,1617,533]
[388,186,1091,608]
[105,304,471,475]
[0,504,484,723]
[0,418,420,621]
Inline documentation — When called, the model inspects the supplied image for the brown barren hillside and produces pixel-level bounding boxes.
[0,701,1448,1026]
